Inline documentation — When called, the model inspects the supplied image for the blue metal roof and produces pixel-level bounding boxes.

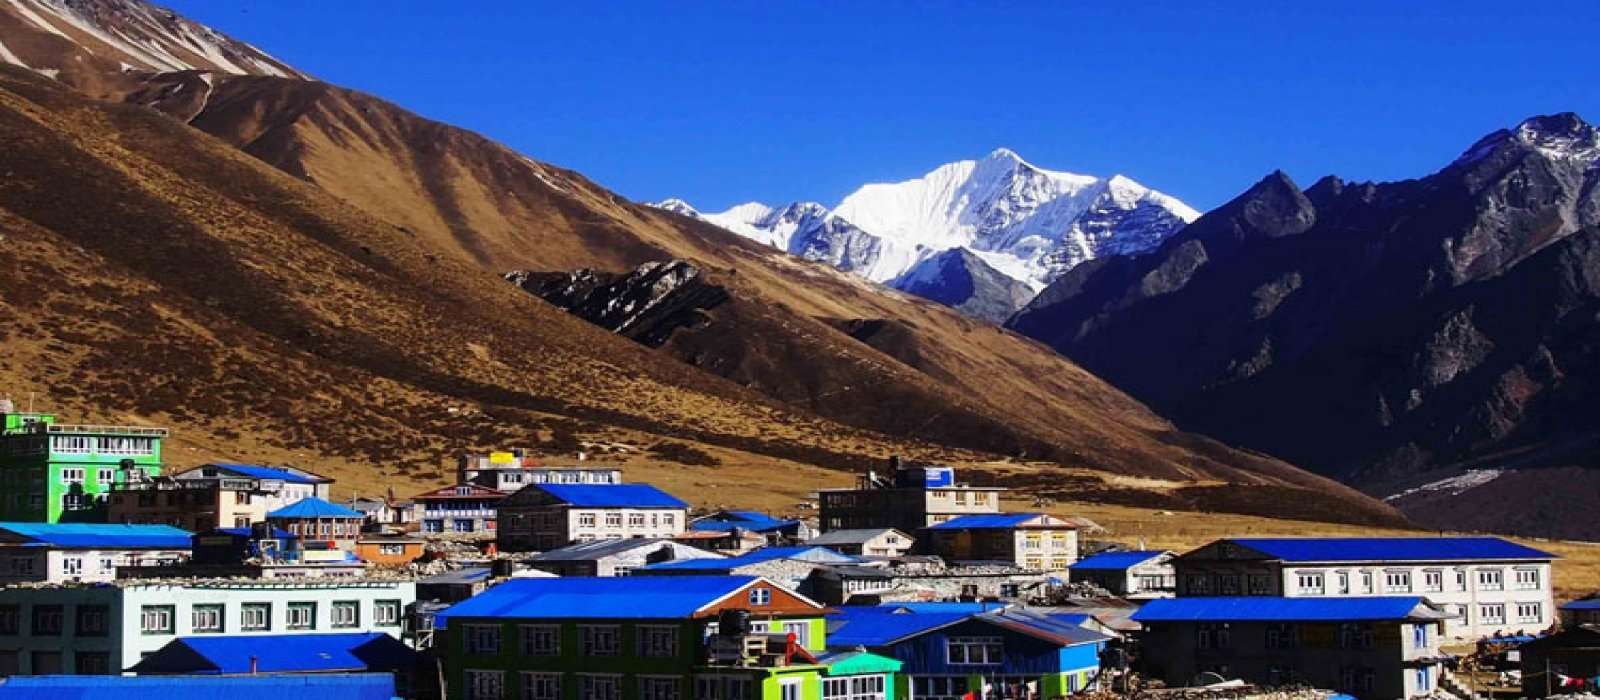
[827,608,971,647]
[434,575,761,625]
[128,633,417,675]
[926,513,1044,530]
[1225,537,1555,562]
[266,497,364,519]
[0,522,192,549]
[1071,550,1165,571]
[1132,597,1430,622]
[0,674,395,700]
[535,484,688,508]
[639,546,855,571]
[1563,599,1600,611]
[689,512,798,533]
[211,527,297,539]
[207,464,325,485]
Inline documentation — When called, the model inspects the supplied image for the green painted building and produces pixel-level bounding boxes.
[437,575,901,700]
[0,408,167,523]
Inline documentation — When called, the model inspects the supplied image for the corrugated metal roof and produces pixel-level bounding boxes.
[1226,537,1556,562]
[535,484,688,508]
[1562,599,1600,611]
[0,674,395,700]
[206,464,326,485]
[827,608,972,647]
[1132,596,1433,622]
[211,527,296,539]
[434,575,762,624]
[690,511,794,532]
[1071,550,1166,571]
[926,513,1060,530]
[266,497,364,519]
[0,522,192,549]
[639,546,855,571]
[528,538,718,562]
[807,529,902,545]
[128,632,417,674]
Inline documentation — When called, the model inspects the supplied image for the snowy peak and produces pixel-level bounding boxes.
[652,198,700,217]
[654,149,1197,320]
[1514,112,1600,162]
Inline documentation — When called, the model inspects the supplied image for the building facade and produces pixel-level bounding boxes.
[924,514,1078,572]
[0,579,416,675]
[1174,538,1557,638]
[0,523,190,584]
[437,575,899,700]
[0,408,166,523]
[1134,597,1452,699]
[827,605,1107,699]
[526,538,725,577]
[496,484,689,551]
[457,451,622,493]
[413,484,507,535]
[807,529,912,558]
[817,461,1004,535]
[1069,550,1177,598]
[266,498,367,551]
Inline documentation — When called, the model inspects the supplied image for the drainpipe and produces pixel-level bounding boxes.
[250,655,258,674]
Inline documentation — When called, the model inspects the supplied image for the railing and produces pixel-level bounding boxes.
[47,424,169,437]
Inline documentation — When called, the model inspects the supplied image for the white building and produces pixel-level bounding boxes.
[806,528,914,557]
[0,523,191,584]
[496,483,689,551]
[457,451,622,492]
[1174,537,1557,639]
[0,578,415,675]
[172,463,333,516]
[1069,550,1177,598]
[923,513,1079,571]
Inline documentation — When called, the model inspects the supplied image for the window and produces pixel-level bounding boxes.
[326,600,359,628]
[1479,603,1506,624]
[466,624,502,654]
[637,625,679,657]
[661,514,676,528]
[1247,574,1272,595]
[954,491,968,505]
[581,625,619,655]
[629,513,646,527]
[1456,569,1468,591]
[1024,556,1043,570]
[140,605,174,635]
[74,651,111,675]
[1424,570,1443,592]
[1479,569,1504,591]
[465,670,504,700]
[60,467,87,482]
[286,602,316,630]
[1516,568,1541,590]
[1335,571,1350,594]
[1187,574,1214,595]
[1361,570,1375,593]
[1296,572,1325,595]
[62,557,83,576]
[31,605,63,636]
[379,543,406,556]
[578,513,597,528]
[0,604,19,635]
[1339,623,1375,649]
[695,677,752,700]
[241,603,271,631]
[1023,534,1041,550]
[910,677,969,700]
[192,604,224,633]
[1265,623,1299,649]
[748,588,772,606]
[97,468,114,484]
[605,513,623,527]
[522,672,561,700]
[1385,570,1412,593]
[946,636,1003,665]
[99,557,114,573]
[823,675,887,700]
[1197,622,1232,649]
[639,676,682,700]
[520,624,559,655]
[1517,602,1543,624]
[375,600,403,626]
[1412,623,1429,649]
[1218,574,1241,595]
[579,674,621,700]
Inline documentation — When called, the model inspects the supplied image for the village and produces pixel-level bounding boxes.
[0,406,1594,700]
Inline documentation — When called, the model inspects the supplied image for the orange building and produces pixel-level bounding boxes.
[355,536,427,566]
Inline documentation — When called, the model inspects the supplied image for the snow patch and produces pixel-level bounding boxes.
[1383,469,1506,502]
[0,36,28,67]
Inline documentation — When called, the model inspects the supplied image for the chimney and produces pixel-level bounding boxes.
[249,655,258,674]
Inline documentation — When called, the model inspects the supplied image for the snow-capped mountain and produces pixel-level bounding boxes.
[654,149,1198,302]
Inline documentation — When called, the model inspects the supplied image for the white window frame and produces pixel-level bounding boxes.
[286,602,316,631]
[1384,570,1412,593]
[1515,568,1541,590]
[191,604,224,633]
[331,600,360,628]
[521,672,561,700]
[638,676,682,700]
[1296,571,1325,595]
[1516,602,1543,624]
[1478,569,1505,591]
[241,603,271,631]
[465,623,502,655]
[1479,603,1506,624]
[520,624,560,656]
[140,605,174,635]
[637,625,679,657]
[945,636,1003,665]
[374,600,402,626]
[748,588,772,606]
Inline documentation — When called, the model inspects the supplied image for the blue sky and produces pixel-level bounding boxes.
[164,1,1599,212]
